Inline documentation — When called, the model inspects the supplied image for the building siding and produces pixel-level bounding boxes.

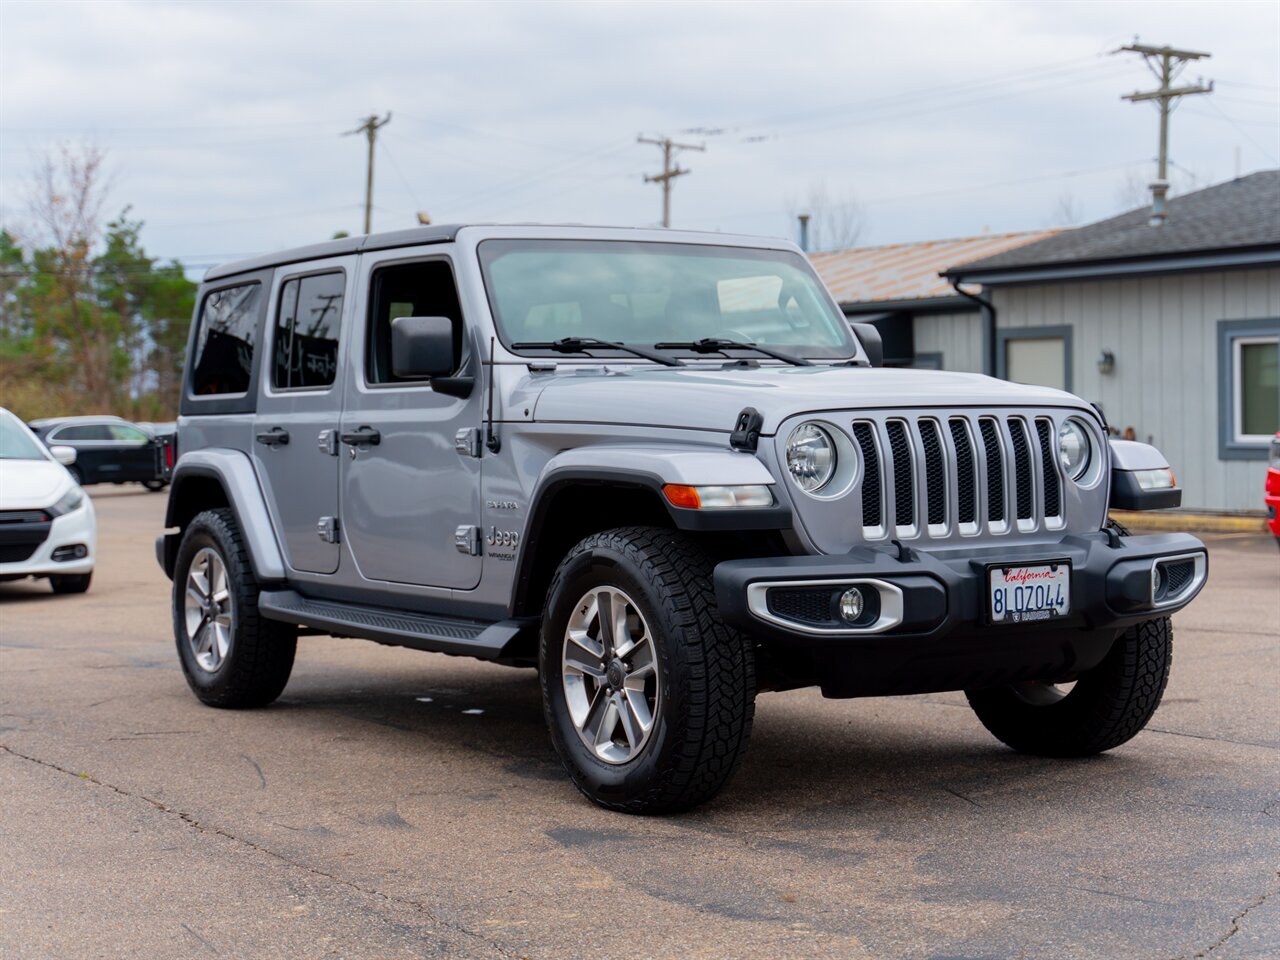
[990,267,1280,513]
[912,310,983,372]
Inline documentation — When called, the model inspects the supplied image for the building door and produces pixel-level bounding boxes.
[1003,332,1068,391]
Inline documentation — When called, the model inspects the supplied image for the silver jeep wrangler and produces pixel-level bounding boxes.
[158,225,1208,813]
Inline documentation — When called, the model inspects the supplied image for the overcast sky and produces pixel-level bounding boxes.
[1,0,1277,273]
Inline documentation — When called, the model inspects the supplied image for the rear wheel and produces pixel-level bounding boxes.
[966,617,1172,756]
[142,479,167,492]
[540,527,755,814]
[173,508,296,708]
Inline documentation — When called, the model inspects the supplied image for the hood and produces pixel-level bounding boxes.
[530,365,1089,434]
[0,459,73,509]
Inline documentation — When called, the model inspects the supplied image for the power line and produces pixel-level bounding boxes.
[638,135,704,228]
[1203,98,1280,165]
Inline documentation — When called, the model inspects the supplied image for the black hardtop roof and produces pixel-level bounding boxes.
[944,170,1280,279]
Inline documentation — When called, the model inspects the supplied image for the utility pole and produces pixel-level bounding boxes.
[1114,42,1212,224]
[638,135,705,227]
[343,112,392,234]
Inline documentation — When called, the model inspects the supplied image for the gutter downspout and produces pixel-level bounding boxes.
[948,277,998,378]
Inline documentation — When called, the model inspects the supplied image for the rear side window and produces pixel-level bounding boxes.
[52,424,112,441]
[272,272,344,390]
[191,283,260,396]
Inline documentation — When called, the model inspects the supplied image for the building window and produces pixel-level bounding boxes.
[1218,319,1280,460]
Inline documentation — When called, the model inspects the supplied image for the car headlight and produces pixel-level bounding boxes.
[786,422,836,493]
[48,487,85,517]
[1057,419,1093,481]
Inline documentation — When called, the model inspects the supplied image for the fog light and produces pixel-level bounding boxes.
[1152,564,1164,601]
[839,587,865,623]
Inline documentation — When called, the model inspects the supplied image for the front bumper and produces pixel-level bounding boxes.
[714,530,1207,698]
[0,502,96,579]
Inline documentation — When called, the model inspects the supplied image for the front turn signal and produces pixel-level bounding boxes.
[662,484,773,509]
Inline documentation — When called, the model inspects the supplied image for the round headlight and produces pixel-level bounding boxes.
[1057,419,1092,480]
[786,422,836,493]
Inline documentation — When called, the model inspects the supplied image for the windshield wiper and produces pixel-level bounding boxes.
[653,337,813,367]
[511,337,684,367]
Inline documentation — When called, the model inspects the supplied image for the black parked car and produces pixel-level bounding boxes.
[28,416,169,491]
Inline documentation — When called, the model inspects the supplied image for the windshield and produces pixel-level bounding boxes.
[0,411,49,461]
[479,240,855,360]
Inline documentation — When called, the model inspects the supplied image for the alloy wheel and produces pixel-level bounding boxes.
[184,546,234,673]
[561,586,660,764]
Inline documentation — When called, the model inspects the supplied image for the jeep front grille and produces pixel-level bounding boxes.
[852,413,1066,538]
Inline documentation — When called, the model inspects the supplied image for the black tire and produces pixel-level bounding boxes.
[966,617,1173,756]
[50,572,92,594]
[540,526,755,814]
[173,508,296,708]
[142,479,167,492]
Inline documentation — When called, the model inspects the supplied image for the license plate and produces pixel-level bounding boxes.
[988,562,1070,623]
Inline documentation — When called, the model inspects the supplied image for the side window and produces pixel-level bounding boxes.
[367,260,463,384]
[191,283,260,396]
[108,424,150,444]
[54,424,111,441]
[272,271,344,390]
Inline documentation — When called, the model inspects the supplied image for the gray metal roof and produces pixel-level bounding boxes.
[204,224,465,280]
[945,170,1280,280]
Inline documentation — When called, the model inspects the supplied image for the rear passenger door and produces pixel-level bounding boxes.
[106,423,159,481]
[253,258,353,575]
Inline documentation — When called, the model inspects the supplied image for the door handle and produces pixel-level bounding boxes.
[340,426,381,446]
[256,427,290,447]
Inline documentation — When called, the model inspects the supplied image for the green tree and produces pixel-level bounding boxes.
[0,145,196,420]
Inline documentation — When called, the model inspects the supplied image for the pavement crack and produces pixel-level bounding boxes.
[180,922,219,955]
[1183,872,1280,959]
[941,786,982,807]
[240,753,267,790]
[0,743,522,959]
[1146,727,1280,751]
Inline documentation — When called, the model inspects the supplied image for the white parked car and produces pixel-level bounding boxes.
[0,407,96,593]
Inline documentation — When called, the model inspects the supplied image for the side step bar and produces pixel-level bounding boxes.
[258,589,536,661]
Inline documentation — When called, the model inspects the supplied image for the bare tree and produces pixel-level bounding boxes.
[789,182,865,252]
[1051,190,1084,226]
[23,143,119,411]
[1114,168,1149,213]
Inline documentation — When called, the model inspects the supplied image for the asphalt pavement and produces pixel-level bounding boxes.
[1,487,1277,959]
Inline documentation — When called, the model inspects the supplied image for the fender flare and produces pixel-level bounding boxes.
[161,449,287,581]
[511,446,792,613]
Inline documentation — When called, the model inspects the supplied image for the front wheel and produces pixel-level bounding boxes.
[173,508,296,708]
[50,572,92,594]
[966,617,1172,756]
[142,479,167,492]
[540,527,755,814]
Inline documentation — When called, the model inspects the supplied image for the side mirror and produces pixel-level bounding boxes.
[391,315,457,379]
[50,445,77,466]
[849,322,883,368]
